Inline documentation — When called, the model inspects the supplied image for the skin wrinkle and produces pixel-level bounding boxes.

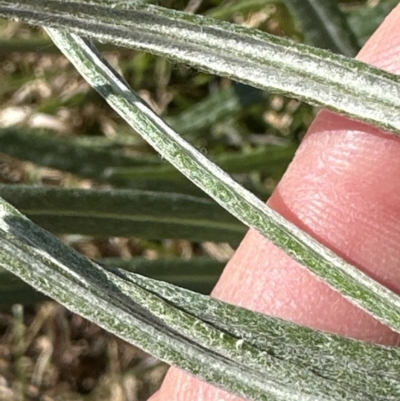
[150,5,400,401]
[360,33,400,70]
[223,232,267,309]
[223,233,387,340]
[276,127,400,286]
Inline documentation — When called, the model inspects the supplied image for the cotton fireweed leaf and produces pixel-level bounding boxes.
[115,267,400,399]
[0,197,387,401]
[0,1,400,133]
[0,257,225,307]
[44,29,400,334]
[0,185,245,243]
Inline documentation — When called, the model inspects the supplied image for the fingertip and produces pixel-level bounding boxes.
[148,5,400,401]
[357,3,400,71]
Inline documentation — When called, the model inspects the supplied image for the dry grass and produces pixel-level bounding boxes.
[0,303,167,401]
[0,19,171,401]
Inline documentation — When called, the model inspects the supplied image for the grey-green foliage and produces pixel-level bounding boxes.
[0,127,160,182]
[106,143,296,181]
[0,1,399,400]
[0,185,245,243]
[167,83,266,136]
[0,197,400,400]
[1,1,400,135]
[43,28,400,337]
[0,128,295,187]
[0,257,224,307]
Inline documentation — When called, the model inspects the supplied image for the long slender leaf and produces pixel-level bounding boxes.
[0,37,118,54]
[0,127,160,181]
[0,127,272,198]
[0,269,47,307]
[0,257,224,307]
[100,257,224,294]
[0,127,293,181]
[167,83,265,136]
[1,1,400,134]
[0,185,245,243]
[0,128,206,194]
[0,196,398,401]
[283,0,360,56]
[116,267,400,399]
[1,4,399,401]
[0,2,382,56]
[206,0,278,20]
[106,143,296,180]
[45,30,400,334]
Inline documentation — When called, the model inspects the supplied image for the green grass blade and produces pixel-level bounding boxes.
[0,127,160,181]
[100,257,224,294]
[106,143,296,180]
[1,1,400,134]
[0,269,47,307]
[0,196,396,401]
[0,37,118,54]
[206,0,278,19]
[0,121,285,197]
[0,185,245,243]
[45,30,400,334]
[0,257,223,307]
[283,0,360,56]
[167,84,265,136]
[0,128,207,194]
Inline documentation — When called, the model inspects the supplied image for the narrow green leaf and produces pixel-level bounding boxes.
[100,257,224,294]
[45,30,400,333]
[0,37,118,54]
[0,128,206,194]
[0,257,223,307]
[0,268,46,307]
[215,143,296,174]
[0,196,395,401]
[206,0,278,20]
[167,83,265,136]
[0,127,160,181]
[1,1,400,134]
[283,0,360,56]
[117,267,400,400]
[106,143,296,180]
[0,185,245,243]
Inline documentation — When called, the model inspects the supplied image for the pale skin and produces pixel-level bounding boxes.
[150,5,400,401]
